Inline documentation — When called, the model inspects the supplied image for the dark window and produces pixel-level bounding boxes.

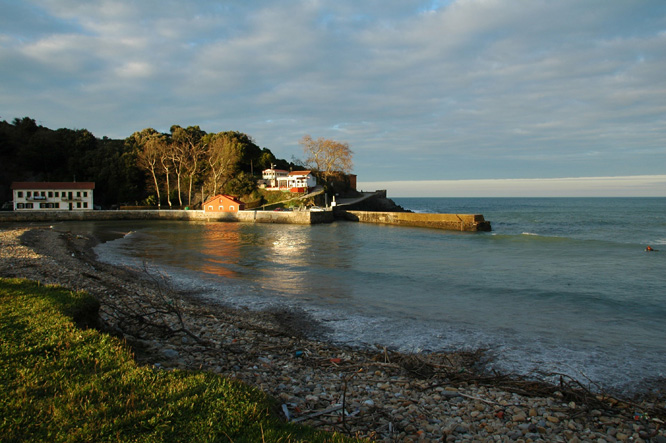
[83,191,88,197]
[48,191,53,197]
[83,202,88,208]
[55,192,59,197]
[27,191,32,197]
[26,203,33,209]
[17,191,23,198]
[41,191,46,197]
[76,191,81,197]
[77,202,81,208]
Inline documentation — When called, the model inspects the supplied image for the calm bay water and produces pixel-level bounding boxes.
[87,197,665,393]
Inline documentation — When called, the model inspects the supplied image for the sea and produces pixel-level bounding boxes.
[76,197,665,395]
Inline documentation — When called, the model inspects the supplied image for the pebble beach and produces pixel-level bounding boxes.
[2,226,665,442]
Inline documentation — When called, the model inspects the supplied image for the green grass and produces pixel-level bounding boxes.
[0,278,363,442]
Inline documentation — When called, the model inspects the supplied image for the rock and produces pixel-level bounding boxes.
[161,348,179,359]
[513,412,527,422]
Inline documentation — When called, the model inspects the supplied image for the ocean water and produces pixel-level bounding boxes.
[87,197,666,394]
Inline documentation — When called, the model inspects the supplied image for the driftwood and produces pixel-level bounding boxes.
[99,262,205,344]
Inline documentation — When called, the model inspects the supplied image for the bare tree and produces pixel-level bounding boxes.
[299,135,353,181]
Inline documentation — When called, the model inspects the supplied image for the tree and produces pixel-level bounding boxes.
[134,129,167,208]
[225,171,256,197]
[171,125,206,206]
[205,132,241,196]
[299,135,353,181]
[158,141,172,208]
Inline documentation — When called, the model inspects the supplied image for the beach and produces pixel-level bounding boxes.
[2,225,665,442]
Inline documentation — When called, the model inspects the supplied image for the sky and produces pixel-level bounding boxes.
[1,0,665,197]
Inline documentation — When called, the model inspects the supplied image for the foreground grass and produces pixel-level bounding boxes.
[0,278,361,442]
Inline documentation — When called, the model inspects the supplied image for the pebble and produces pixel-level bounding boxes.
[2,227,666,442]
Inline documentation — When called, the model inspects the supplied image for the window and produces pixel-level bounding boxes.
[48,191,53,197]
[17,203,24,209]
[230,206,235,211]
[83,191,88,197]
[208,206,213,211]
[25,203,33,209]
[27,191,32,197]
[41,191,46,197]
[40,203,47,208]
[83,202,88,208]
[17,191,23,198]
[219,206,224,211]
[77,202,82,208]
[76,191,81,197]
[55,192,59,197]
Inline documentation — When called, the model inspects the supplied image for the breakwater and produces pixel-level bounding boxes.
[336,210,491,231]
[0,208,490,231]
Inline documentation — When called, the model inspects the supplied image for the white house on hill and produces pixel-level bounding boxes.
[261,168,316,193]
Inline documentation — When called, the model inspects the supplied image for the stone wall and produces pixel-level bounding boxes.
[0,209,334,225]
[336,210,491,232]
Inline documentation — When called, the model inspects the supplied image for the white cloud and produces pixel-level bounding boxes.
[1,0,665,186]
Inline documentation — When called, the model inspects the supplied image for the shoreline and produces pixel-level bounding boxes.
[2,225,665,441]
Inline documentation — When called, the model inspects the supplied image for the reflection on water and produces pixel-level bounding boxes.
[199,223,242,279]
[108,222,357,304]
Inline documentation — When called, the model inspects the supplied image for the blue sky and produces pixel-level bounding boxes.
[1,0,665,196]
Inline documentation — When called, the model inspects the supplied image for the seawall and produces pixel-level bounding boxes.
[336,210,491,232]
[0,209,490,231]
[0,209,334,225]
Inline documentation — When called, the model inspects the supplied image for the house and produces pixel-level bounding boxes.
[11,182,95,211]
[203,194,245,212]
[261,168,317,193]
[261,168,289,188]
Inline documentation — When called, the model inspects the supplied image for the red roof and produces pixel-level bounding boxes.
[203,194,243,206]
[12,181,95,190]
[288,170,312,176]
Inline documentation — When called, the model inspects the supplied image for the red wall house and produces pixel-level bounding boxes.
[203,194,245,212]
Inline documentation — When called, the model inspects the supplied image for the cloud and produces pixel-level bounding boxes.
[1,0,665,192]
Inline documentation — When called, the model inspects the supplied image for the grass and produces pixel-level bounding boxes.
[0,278,364,442]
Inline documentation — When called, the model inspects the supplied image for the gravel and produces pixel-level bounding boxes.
[2,226,665,442]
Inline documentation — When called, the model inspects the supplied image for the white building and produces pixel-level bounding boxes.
[261,169,316,193]
[11,182,95,211]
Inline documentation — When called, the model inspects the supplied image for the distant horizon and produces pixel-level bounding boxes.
[358,175,666,198]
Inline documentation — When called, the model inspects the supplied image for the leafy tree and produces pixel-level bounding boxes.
[204,132,241,196]
[225,171,256,197]
[299,135,353,181]
[133,129,167,208]
[170,125,206,207]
